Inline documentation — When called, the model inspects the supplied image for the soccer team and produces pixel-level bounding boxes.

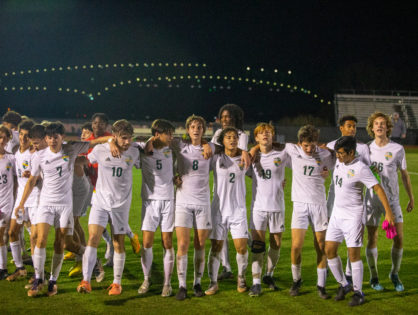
[0,105,414,307]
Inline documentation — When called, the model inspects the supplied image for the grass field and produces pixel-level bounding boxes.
[2,148,418,314]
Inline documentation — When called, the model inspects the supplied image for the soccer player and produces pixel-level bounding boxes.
[80,122,93,141]
[15,122,110,297]
[211,104,249,281]
[285,125,334,298]
[0,125,16,280]
[247,123,289,296]
[364,112,414,291]
[2,110,22,154]
[206,127,249,296]
[325,136,395,306]
[6,120,38,281]
[77,120,140,296]
[137,119,175,297]
[326,115,370,282]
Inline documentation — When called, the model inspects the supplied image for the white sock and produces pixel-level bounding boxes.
[351,260,363,292]
[236,251,248,277]
[266,247,280,276]
[82,246,97,282]
[102,229,112,243]
[126,225,134,239]
[208,249,220,283]
[10,241,23,268]
[220,240,231,272]
[0,245,7,269]
[163,248,174,286]
[113,252,126,285]
[366,247,378,279]
[345,255,352,276]
[141,247,153,280]
[50,252,64,281]
[391,247,403,275]
[291,264,301,282]
[327,256,348,286]
[317,268,327,287]
[193,248,205,286]
[177,254,187,288]
[33,247,46,280]
[252,252,264,285]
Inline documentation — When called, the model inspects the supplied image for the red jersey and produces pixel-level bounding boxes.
[84,132,112,186]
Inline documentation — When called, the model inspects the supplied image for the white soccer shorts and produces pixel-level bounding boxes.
[326,214,364,248]
[210,214,249,240]
[250,210,285,233]
[365,199,403,226]
[291,201,328,232]
[36,205,74,232]
[142,200,174,232]
[88,205,129,235]
[175,203,212,230]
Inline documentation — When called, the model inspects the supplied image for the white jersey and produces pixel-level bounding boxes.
[327,140,371,165]
[211,154,247,218]
[211,128,249,151]
[137,142,174,200]
[0,153,15,209]
[88,143,140,211]
[286,143,335,205]
[172,139,215,205]
[15,148,41,207]
[5,130,19,153]
[333,158,378,220]
[31,142,90,207]
[366,140,406,203]
[249,149,289,212]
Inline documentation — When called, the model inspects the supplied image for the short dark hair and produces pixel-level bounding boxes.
[0,125,12,140]
[81,122,93,132]
[334,136,357,154]
[112,119,133,135]
[18,119,35,132]
[92,113,109,124]
[218,127,238,147]
[151,119,175,136]
[297,125,319,143]
[185,115,206,134]
[2,110,22,127]
[218,104,244,131]
[45,122,65,136]
[29,124,46,139]
[338,115,358,126]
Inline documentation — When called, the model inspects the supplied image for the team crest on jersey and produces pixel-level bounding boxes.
[237,162,244,170]
[355,151,359,157]
[6,162,12,171]
[125,156,133,165]
[62,155,69,162]
[274,157,282,166]
[163,148,171,158]
[347,169,355,178]
[385,152,392,161]
[315,158,321,166]
[22,160,29,169]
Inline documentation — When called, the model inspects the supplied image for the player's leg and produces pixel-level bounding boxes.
[313,230,329,299]
[0,226,9,280]
[233,237,249,293]
[218,237,233,280]
[7,219,27,281]
[290,228,306,295]
[175,226,190,300]
[138,230,154,294]
[160,200,175,297]
[325,240,351,300]
[126,224,140,255]
[206,239,223,295]
[249,229,265,297]
[348,247,365,306]
[365,224,381,289]
[65,224,86,277]
[390,222,404,291]
[108,233,125,295]
[102,227,114,266]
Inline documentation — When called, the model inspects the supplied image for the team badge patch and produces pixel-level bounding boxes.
[6,162,12,171]
[315,158,321,166]
[163,148,171,158]
[385,152,392,161]
[22,160,29,169]
[62,155,69,162]
[125,156,133,165]
[274,157,282,166]
[347,169,355,178]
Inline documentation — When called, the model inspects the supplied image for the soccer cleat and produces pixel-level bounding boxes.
[217,267,233,281]
[205,282,219,295]
[107,283,122,296]
[289,279,302,296]
[176,286,187,300]
[370,277,384,291]
[47,280,58,297]
[317,285,330,299]
[0,269,8,280]
[193,283,205,297]
[93,259,105,283]
[161,284,173,297]
[68,261,82,277]
[137,279,151,295]
[6,267,27,281]
[25,274,36,289]
[262,275,278,290]
[64,251,76,261]
[248,284,262,297]
[345,274,353,285]
[130,233,141,255]
[22,255,33,266]
[335,283,352,301]
[27,278,44,297]
[104,259,114,268]
[77,280,92,293]
[349,291,365,306]
[237,276,248,293]
[390,273,404,292]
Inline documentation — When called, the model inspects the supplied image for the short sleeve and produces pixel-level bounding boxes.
[238,131,249,151]
[134,147,141,169]
[211,129,222,146]
[87,146,100,165]
[170,138,184,153]
[397,147,407,171]
[30,152,41,177]
[360,165,379,189]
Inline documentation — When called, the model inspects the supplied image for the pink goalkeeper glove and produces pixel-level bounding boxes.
[382,219,397,239]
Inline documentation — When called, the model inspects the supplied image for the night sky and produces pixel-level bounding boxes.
[0,1,417,123]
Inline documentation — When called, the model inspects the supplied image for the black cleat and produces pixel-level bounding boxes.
[317,285,330,299]
[345,274,353,285]
[0,269,8,280]
[218,267,234,281]
[349,291,365,306]
[262,275,278,290]
[176,286,187,301]
[249,284,262,297]
[289,279,302,296]
[335,283,352,301]
[193,283,205,297]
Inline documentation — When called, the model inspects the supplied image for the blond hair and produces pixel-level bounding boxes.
[254,122,275,138]
[366,111,393,138]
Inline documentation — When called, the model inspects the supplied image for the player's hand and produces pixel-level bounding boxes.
[385,211,395,227]
[22,170,31,178]
[241,150,251,169]
[109,138,121,158]
[144,137,155,155]
[282,179,286,189]
[14,204,25,217]
[173,175,182,188]
[320,166,329,179]
[406,199,414,212]
[249,145,259,163]
[202,143,213,160]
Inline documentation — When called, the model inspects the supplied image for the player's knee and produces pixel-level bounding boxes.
[8,227,18,241]
[162,239,172,250]
[251,240,266,254]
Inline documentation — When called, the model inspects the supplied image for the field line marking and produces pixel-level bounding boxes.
[408,171,418,175]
